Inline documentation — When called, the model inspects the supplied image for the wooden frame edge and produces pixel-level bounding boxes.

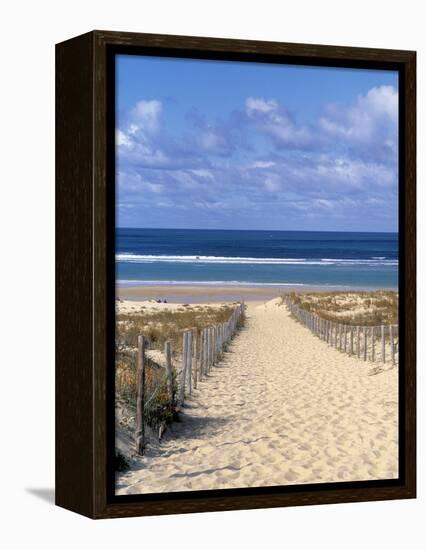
[55,30,416,519]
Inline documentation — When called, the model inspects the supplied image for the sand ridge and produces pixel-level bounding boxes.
[116,298,398,495]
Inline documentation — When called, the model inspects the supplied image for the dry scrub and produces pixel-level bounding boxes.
[282,291,398,326]
[116,304,236,352]
[115,304,239,430]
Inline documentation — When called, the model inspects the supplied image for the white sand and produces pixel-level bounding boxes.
[117,299,232,314]
[116,298,398,495]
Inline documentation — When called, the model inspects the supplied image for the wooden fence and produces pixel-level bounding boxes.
[282,296,398,367]
[134,303,245,454]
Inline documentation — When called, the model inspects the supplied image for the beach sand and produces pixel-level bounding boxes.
[116,297,398,495]
[116,283,361,304]
[118,284,291,303]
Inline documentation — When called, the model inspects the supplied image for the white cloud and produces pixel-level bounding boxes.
[190,169,214,179]
[246,97,278,115]
[131,99,162,132]
[252,161,276,169]
[319,85,398,152]
[263,175,281,192]
[245,96,312,148]
[360,85,398,122]
[116,87,398,230]
[116,129,132,147]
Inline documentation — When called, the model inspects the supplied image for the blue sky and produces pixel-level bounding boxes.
[116,55,398,232]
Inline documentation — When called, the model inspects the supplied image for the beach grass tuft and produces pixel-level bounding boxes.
[281,290,398,326]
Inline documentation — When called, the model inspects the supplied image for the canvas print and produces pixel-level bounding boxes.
[114,55,399,495]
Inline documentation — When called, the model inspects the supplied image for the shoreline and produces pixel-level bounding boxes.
[117,283,398,304]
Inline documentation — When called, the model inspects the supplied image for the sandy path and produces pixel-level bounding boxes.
[116,299,398,495]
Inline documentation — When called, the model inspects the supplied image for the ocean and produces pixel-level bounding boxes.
[116,228,398,289]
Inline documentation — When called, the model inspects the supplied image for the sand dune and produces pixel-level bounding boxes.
[116,298,398,495]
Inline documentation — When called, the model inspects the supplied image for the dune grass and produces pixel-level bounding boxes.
[282,290,398,326]
[115,304,240,431]
[116,304,236,352]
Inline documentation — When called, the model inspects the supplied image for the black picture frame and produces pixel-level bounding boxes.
[56,30,416,519]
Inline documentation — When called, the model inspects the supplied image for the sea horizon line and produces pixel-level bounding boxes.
[116,227,398,234]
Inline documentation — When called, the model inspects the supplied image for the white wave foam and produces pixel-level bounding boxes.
[116,253,398,267]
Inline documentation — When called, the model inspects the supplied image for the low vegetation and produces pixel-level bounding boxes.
[115,304,241,432]
[116,304,236,352]
[282,290,398,326]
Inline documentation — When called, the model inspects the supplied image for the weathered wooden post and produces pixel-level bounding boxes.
[187,330,193,395]
[371,327,375,362]
[222,322,225,350]
[381,325,386,363]
[344,326,347,353]
[192,329,198,389]
[207,327,213,371]
[211,326,215,365]
[390,325,395,365]
[356,326,360,358]
[212,326,215,365]
[204,328,209,372]
[164,340,174,402]
[350,326,354,355]
[363,326,367,361]
[135,335,147,455]
[203,328,208,376]
[179,331,189,406]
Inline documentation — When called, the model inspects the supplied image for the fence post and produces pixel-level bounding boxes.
[211,327,215,365]
[390,325,395,365]
[135,335,147,455]
[344,326,347,353]
[371,327,375,362]
[192,329,198,389]
[381,325,386,364]
[179,331,188,405]
[203,328,209,376]
[363,326,367,361]
[208,327,213,370]
[164,340,174,402]
[187,330,193,395]
[356,326,360,358]
[350,326,354,355]
[205,328,209,372]
[212,326,215,366]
